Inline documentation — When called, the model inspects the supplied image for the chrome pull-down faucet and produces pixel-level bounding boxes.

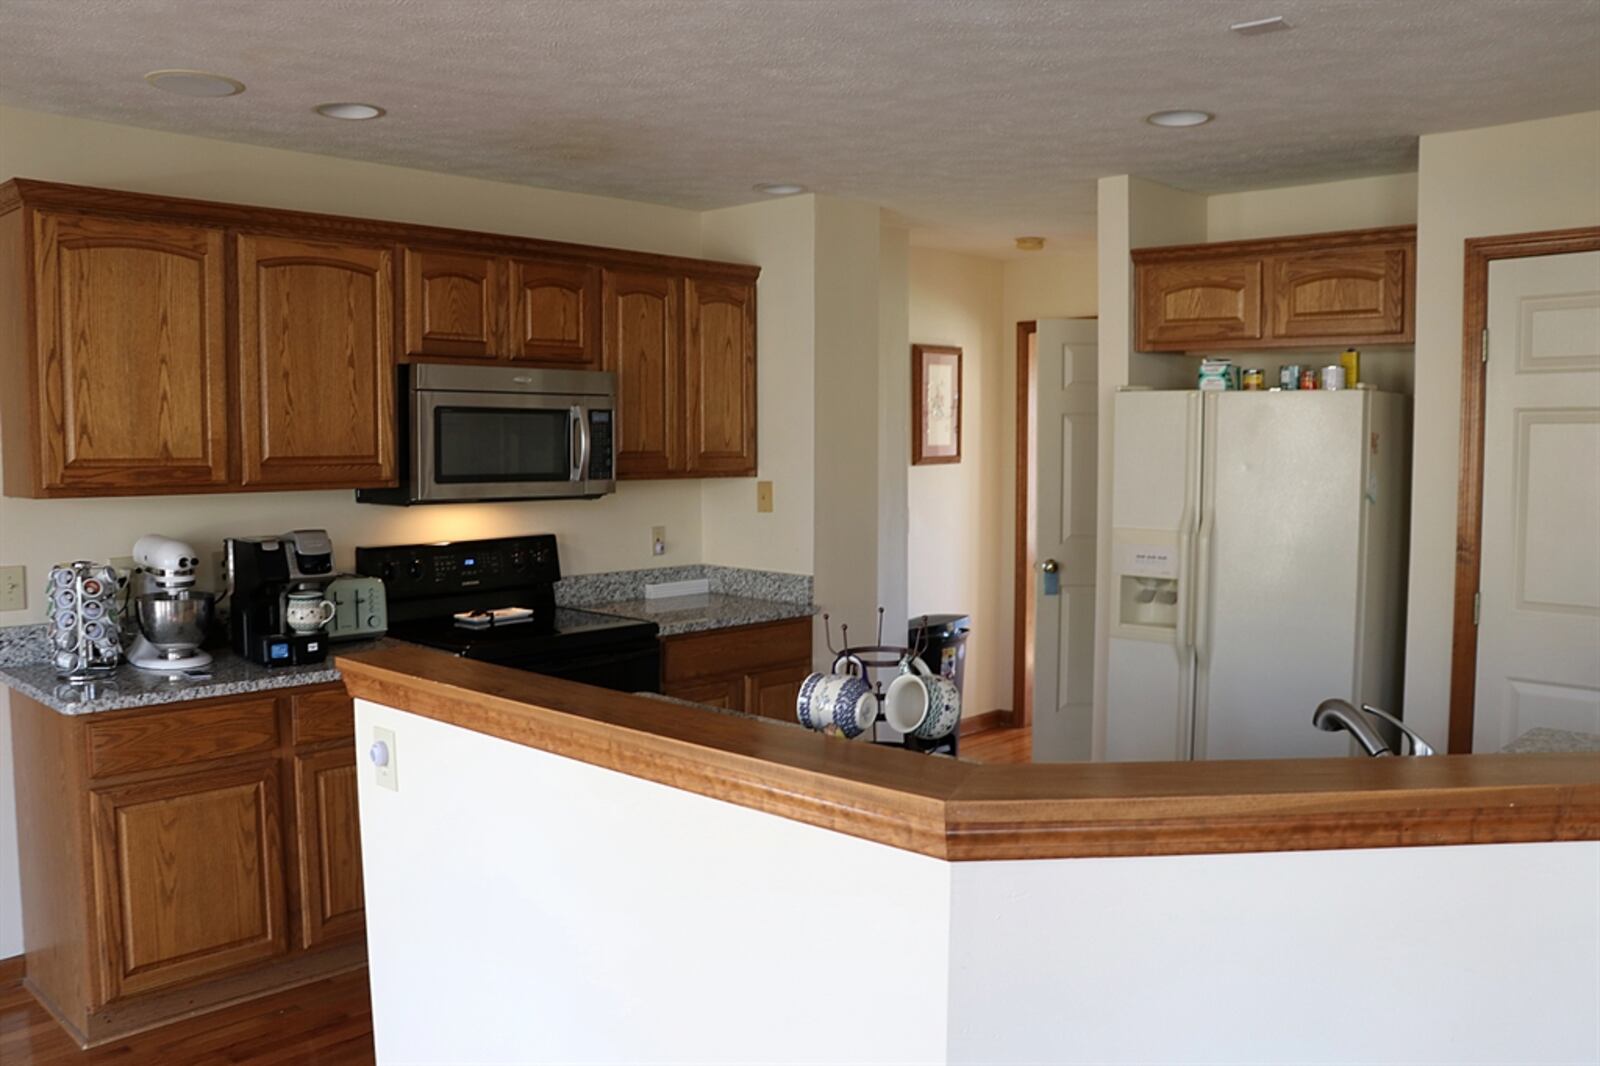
[1313,699,1438,757]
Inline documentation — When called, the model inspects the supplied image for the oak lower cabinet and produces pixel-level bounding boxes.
[660,616,813,720]
[235,234,396,488]
[1132,226,1415,352]
[0,209,231,497]
[8,683,365,1048]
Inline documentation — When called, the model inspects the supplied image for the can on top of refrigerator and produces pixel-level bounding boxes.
[1321,365,1347,390]
[1241,367,1265,391]
[1299,366,1319,390]
[1279,365,1301,390]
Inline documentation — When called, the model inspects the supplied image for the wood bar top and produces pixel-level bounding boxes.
[336,646,1600,862]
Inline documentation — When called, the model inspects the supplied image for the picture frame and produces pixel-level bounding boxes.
[912,344,962,465]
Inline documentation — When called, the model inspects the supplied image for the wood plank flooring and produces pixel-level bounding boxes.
[962,725,1032,764]
[0,968,375,1065]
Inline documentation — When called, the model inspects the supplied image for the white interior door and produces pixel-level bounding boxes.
[1474,250,1600,751]
[1031,320,1097,762]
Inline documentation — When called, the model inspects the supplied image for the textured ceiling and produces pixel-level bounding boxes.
[1,0,1597,255]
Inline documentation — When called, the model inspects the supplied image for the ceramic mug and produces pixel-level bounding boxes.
[284,589,336,635]
[795,670,878,738]
[883,658,930,734]
[907,657,961,740]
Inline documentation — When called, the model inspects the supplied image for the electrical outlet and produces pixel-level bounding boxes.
[370,726,398,791]
[756,480,774,514]
[651,526,666,556]
[0,566,25,612]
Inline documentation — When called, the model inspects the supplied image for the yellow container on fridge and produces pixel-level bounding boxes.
[1340,347,1361,387]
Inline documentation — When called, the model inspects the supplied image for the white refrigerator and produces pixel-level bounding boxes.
[1105,388,1410,761]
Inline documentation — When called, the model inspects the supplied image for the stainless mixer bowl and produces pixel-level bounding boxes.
[135,590,215,651]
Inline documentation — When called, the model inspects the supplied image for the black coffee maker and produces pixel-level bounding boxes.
[224,530,336,667]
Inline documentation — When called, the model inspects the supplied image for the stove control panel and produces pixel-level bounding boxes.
[355,535,560,601]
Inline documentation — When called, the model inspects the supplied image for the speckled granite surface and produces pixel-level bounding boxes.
[0,623,50,667]
[556,565,811,608]
[1502,728,1600,754]
[0,638,394,715]
[585,593,815,637]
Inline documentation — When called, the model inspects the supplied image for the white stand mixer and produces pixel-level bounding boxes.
[126,534,216,672]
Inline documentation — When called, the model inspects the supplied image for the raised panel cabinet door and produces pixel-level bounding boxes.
[403,247,502,358]
[1268,246,1411,342]
[602,269,683,477]
[509,258,601,366]
[745,664,810,722]
[293,748,365,948]
[663,676,745,712]
[1136,259,1264,349]
[91,763,288,1001]
[236,234,396,488]
[31,211,230,493]
[684,278,757,476]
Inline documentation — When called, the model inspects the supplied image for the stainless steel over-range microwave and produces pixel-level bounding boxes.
[357,364,616,505]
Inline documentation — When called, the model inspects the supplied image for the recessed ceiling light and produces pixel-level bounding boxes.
[1014,236,1046,252]
[1146,110,1215,128]
[144,69,245,97]
[315,102,385,121]
[753,182,806,196]
[1230,15,1291,35]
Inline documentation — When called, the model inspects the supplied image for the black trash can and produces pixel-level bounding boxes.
[909,613,971,694]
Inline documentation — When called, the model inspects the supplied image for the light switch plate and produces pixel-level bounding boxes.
[0,566,25,612]
[756,481,774,513]
[651,525,666,556]
[371,726,398,791]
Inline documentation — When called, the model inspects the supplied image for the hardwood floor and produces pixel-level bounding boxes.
[962,725,1032,764]
[0,968,375,1065]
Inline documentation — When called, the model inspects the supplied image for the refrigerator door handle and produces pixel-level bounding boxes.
[1194,513,1215,660]
[1175,506,1196,653]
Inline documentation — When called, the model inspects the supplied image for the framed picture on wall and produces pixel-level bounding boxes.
[912,344,962,465]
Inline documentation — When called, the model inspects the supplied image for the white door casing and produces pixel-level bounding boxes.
[1031,320,1098,762]
[1474,251,1600,751]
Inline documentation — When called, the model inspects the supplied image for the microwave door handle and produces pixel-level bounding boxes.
[570,405,591,482]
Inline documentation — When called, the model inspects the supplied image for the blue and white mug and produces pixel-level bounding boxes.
[907,657,961,740]
[796,670,878,738]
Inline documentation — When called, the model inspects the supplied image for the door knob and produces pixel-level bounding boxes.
[1041,559,1060,574]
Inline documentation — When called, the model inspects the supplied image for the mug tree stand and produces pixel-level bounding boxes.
[823,609,959,758]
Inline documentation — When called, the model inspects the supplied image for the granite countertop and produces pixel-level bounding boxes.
[1502,728,1600,754]
[583,593,815,637]
[0,639,395,715]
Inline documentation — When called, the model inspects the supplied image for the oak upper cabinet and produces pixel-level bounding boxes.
[1267,242,1411,342]
[90,763,289,1000]
[684,277,757,476]
[235,234,396,488]
[2,210,231,496]
[293,747,366,948]
[1135,258,1264,349]
[603,268,683,477]
[508,258,601,366]
[403,247,502,359]
[1133,226,1415,352]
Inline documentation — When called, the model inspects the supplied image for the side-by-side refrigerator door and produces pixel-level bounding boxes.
[1105,390,1202,761]
[1192,391,1366,759]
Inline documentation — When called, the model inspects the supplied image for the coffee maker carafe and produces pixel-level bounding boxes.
[225,530,336,667]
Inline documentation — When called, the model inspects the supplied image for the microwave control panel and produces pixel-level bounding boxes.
[587,410,614,481]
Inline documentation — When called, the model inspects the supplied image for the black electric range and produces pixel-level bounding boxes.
[356,535,660,693]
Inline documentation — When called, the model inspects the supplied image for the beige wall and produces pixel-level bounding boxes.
[907,248,1006,713]
[699,196,817,576]
[1402,111,1600,748]
[1206,172,1419,242]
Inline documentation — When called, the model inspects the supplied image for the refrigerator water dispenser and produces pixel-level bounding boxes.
[1112,531,1183,640]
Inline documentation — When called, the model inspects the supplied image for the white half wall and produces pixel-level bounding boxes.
[355,700,950,1065]
[354,698,1599,1064]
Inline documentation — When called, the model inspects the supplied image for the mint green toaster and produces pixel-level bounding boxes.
[325,575,387,642]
